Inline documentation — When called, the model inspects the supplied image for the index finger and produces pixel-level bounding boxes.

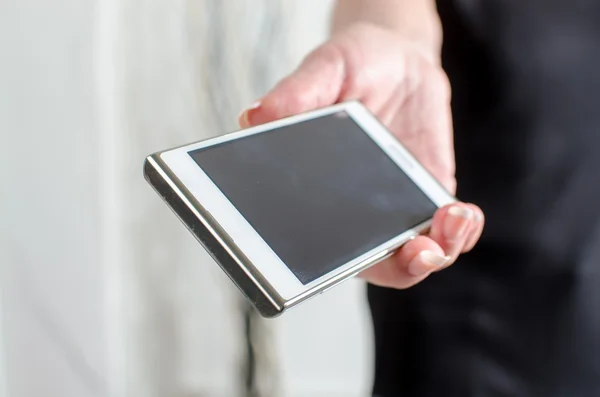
[238,45,347,128]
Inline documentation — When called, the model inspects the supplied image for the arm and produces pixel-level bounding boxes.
[332,0,442,63]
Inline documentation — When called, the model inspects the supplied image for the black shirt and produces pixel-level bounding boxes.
[369,1,600,396]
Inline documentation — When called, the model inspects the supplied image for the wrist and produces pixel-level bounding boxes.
[332,21,442,66]
[331,0,443,65]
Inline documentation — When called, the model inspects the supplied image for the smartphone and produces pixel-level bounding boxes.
[143,101,455,317]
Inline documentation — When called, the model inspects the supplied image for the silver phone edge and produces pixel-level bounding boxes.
[144,152,442,318]
[144,154,285,317]
[281,220,432,311]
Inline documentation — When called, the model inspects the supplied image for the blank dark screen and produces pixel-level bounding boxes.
[189,112,437,284]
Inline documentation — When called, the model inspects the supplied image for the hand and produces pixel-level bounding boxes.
[238,23,484,289]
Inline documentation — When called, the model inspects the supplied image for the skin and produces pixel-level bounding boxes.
[238,2,484,290]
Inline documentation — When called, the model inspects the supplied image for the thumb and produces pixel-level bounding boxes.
[238,45,348,128]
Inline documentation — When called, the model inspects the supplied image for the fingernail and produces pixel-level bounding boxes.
[238,101,261,128]
[408,250,451,277]
[444,206,473,241]
[474,211,483,222]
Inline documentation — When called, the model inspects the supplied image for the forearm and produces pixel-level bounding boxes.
[331,0,442,62]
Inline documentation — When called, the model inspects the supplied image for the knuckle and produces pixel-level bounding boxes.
[413,55,451,100]
[432,68,453,102]
[282,89,309,114]
[306,42,346,68]
[318,39,361,96]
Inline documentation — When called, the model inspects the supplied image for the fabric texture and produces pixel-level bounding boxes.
[369,1,600,396]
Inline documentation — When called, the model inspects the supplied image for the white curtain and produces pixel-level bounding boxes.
[1,1,373,396]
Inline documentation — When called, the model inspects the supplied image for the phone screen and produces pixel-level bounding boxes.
[189,112,437,284]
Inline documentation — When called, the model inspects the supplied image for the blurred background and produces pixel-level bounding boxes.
[0,1,375,396]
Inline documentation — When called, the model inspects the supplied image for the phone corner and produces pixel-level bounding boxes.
[143,153,164,180]
[142,156,154,181]
[344,99,365,110]
[252,298,285,319]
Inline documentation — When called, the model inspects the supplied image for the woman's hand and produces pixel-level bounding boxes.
[238,23,484,289]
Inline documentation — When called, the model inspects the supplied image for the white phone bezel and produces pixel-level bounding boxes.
[159,101,455,301]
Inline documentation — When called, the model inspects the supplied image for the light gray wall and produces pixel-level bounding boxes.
[1,1,107,396]
[0,1,373,396]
